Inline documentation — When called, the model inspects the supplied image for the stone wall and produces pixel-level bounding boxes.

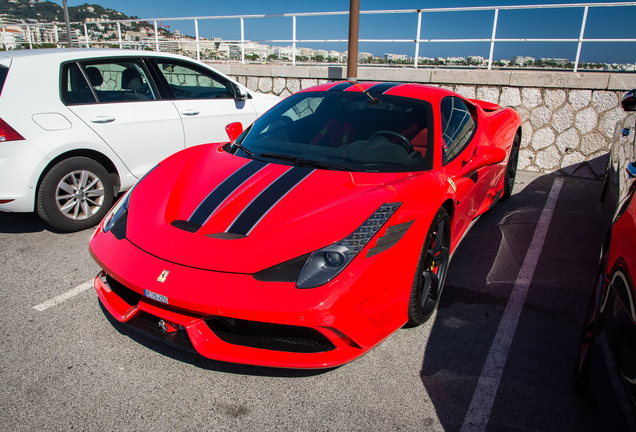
[212,63,636,179]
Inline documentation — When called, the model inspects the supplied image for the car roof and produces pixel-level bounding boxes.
[299,81,459,105]
[0,48,199,63]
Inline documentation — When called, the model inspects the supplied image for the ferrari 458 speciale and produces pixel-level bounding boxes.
[90,81,521,368]
[574,89,636,430]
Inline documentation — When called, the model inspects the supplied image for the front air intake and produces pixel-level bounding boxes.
[206,317,335,353]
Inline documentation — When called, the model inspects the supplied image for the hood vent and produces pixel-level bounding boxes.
[205,232,247,240]
[171,219,202,233]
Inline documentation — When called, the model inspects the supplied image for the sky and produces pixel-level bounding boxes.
[51,0,636,64]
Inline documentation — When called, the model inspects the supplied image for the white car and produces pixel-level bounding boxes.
[0,48,280,231]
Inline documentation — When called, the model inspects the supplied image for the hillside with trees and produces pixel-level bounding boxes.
[0,0,131,23]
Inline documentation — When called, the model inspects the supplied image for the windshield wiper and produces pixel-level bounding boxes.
[259,152,296,162]
[232,141,256,158]
[260,152,353,171]
[294,157,354,172]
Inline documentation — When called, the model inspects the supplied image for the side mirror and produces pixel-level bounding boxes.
[225,122,244,142]
[622,89,636,112]
[455,145,506,178]
[233,84,248,101]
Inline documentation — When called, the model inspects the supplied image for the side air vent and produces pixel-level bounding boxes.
[171,220,201,233]
[366,220,414,258]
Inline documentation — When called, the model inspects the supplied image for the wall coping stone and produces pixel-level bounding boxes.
[210,63,636,91]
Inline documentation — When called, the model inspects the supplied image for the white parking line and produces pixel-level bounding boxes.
[460,177,564,432]
[33,281,93,312]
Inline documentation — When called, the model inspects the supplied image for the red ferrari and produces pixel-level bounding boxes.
[89,81,521,368]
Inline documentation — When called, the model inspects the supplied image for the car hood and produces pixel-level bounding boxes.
[125,144,417,273]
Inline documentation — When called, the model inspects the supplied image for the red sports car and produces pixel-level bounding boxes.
[89,81,521,368]
[574,89,636,430]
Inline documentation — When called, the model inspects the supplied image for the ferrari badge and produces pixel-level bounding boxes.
[157,270,169,283]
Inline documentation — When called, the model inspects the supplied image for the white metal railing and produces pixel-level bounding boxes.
[1,2,636,72]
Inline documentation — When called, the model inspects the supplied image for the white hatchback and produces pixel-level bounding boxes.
[0,48,280,231]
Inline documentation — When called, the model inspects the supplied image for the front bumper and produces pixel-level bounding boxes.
[89,229,407,369]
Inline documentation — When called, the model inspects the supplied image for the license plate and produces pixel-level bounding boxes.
[144,289,169,304]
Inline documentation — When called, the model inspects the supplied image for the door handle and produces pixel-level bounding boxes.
[89,116,116,124]
[181,109,200,116]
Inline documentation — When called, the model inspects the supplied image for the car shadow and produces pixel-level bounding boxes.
[418,172,607,431]
[0,211,59,234]
[98,302,333,378]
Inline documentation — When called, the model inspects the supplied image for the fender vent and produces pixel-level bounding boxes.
[366,220,414,258]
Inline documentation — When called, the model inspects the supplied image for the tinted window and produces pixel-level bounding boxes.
[0,65,8,97]
[62,60,156,105]
[61,63,96,104]
[440,97,476,164]
[154,60,233,100]
[232,91,434,173]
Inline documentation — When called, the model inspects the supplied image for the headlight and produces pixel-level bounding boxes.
[296,203,401,288]
[102,166,157,239]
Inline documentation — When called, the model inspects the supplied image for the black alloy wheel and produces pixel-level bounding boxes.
[407,207,451,326]
[502,133,520,200]
[574,269,604,394]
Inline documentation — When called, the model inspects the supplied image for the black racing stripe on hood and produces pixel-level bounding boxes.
[227,167,314,236]
[189,159,268,226]
[365,82,400,94]
[328,82,355,92]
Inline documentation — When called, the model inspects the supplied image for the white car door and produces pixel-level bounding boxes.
[151,59,259,146]
[63,59,185,178]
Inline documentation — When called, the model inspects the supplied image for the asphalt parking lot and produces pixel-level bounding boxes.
[0,170,610,431]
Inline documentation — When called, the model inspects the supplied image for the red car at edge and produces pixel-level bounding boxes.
[89,81,521,368]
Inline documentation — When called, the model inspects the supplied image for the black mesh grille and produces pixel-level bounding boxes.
[171,219,201,233]
[253,253,310,282]
[206,317,335,353]
[106,274,142,306]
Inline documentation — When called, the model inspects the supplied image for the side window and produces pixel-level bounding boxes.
[155,61,234,100]
[440,97,476,164]
[61,63,96,105]
[62,60,156,105]
[0,65,9,97]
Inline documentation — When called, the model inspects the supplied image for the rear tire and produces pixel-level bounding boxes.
[37,157,114,232]
[407,208,451,326]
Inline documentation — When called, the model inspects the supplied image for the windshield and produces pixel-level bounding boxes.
[230,90,434,173]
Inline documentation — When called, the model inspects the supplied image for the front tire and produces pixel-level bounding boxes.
[574,271,604,394]
[37,157,114,232]
[407,207,451,326]
[502,133,520,200]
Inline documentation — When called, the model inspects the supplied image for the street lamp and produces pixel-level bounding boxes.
[63,0,72,48]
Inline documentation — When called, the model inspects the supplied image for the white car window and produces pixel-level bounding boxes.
[62,60,157,104]
[155,61,234,100]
